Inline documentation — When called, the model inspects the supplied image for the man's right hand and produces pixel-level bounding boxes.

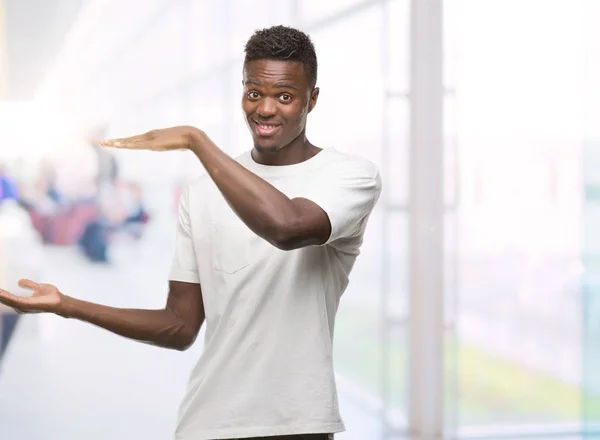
[0,279,64,315]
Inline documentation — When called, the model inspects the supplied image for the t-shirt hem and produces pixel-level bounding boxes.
[168,270,200,284]
[175,421,346,440]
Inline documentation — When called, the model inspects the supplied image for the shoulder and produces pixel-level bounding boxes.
[322,148,380,182]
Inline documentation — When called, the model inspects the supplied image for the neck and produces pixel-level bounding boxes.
[251,131,321,166]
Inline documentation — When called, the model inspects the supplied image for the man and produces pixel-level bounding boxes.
[0,26,381,440]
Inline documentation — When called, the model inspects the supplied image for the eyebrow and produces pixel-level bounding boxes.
[274,83,298,90]
[244,79,299,91]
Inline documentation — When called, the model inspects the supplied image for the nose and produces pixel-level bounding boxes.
[256,97,277,118]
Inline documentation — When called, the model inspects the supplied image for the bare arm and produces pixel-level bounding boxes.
[0,280,204,351]
[188,130,331,250]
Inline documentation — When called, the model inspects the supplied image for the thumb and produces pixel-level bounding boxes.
[18,279,40,291]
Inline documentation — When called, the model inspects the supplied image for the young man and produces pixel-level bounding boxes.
[0,26,381,440]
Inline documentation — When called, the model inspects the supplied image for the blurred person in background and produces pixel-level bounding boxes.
[0,26,381,440]
[119,182,150,239]
[78,180,150,262]
[75,125,125,262]
[18,160,63,216]
[0,164,19,205]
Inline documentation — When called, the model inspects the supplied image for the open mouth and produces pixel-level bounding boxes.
[254,121,281,137]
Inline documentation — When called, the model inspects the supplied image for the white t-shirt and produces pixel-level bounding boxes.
[169,147,381,440]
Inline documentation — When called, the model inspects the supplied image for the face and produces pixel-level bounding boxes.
[242,59,319,152]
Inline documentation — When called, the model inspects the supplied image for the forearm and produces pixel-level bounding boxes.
[61,296,194,350]
[188,129,298,245]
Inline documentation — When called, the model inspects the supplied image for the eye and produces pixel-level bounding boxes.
[279,93,293,103]
[247,91,260,100]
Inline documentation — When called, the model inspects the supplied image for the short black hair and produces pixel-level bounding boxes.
[244,25,318,88]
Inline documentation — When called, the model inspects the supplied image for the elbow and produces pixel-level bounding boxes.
[271,228,318,251]
[170,332,196,351]
[268,219,330,251]
[161,309,200,351]
[271,237,296,251]
[173,342,192,352]
[162,323,197,351]
[269,222,300,251]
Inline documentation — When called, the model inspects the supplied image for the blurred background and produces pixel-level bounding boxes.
[0,0,599,439]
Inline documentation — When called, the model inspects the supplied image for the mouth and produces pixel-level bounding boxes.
[253,121,281,137]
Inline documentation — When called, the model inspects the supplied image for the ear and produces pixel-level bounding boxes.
[308,87,320,113]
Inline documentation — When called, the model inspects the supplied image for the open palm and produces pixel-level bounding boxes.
[0,279,63,314]
[100,126,198,152]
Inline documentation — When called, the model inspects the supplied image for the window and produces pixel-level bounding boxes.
[445,0,588,434]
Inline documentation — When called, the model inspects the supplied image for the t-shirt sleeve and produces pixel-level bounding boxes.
[169,186,201,284]
[304,159,382,245]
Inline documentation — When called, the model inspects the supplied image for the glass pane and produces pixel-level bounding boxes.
[384,323,408,429]
[446,0,586,433]
[384,98,409,207]
[582,142,600,427]
[444,95,459,209]
[582,0,600,431]
[384,212,409,419]
[385,211,409,322]
[387,0,410,94]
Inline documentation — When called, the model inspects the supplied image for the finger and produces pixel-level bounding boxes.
[100,140,138,149]
[102,140,152,150]
[0,290,44,308]
[18,279,40,291]
[106,140,165,151]
[101,133,148,148]
[0,289,27,308]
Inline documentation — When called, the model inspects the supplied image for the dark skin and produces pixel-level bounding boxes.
[242,59,320,165]
[0,59,331,353]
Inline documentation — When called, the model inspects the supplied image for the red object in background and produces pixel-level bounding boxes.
[28,211,45,235]
[51,204,98,245]
[29,204,99,246]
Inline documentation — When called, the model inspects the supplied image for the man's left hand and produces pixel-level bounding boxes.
[101,126,200,152]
